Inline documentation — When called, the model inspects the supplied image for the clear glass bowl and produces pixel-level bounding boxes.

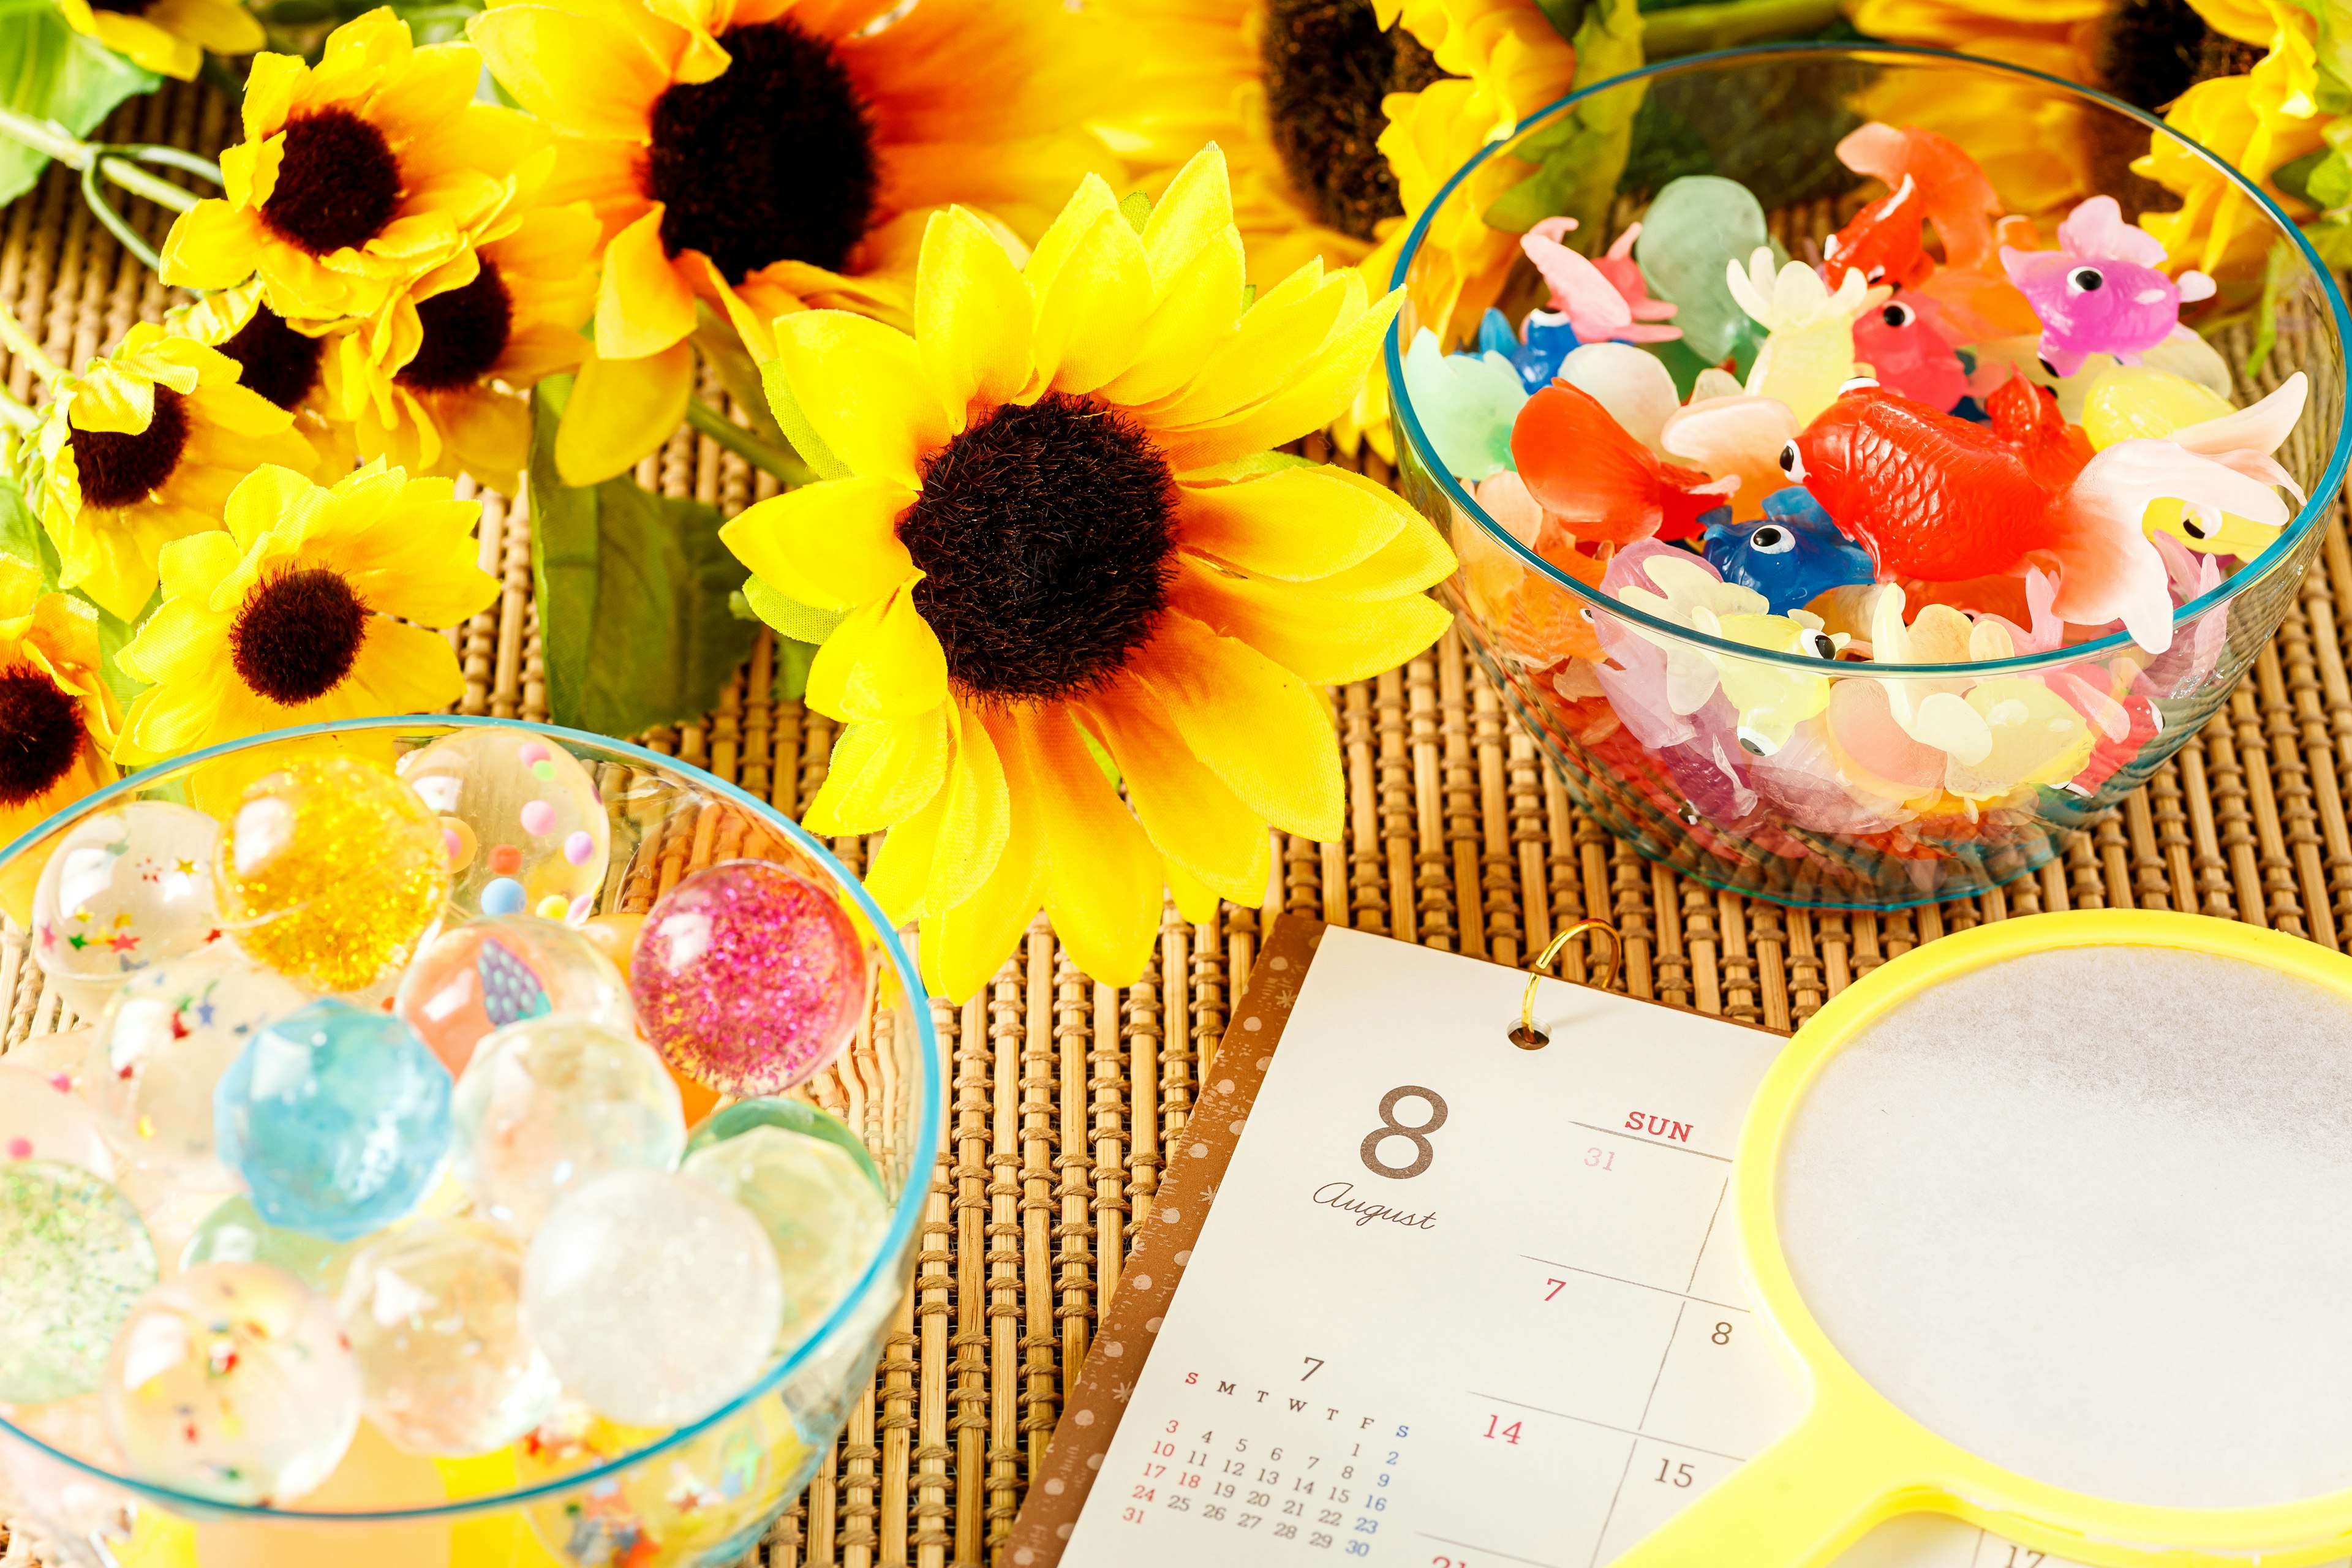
[1387,43,2352,908]
[0,717,939,1567]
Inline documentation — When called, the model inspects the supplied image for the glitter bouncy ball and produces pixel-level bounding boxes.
[219,758,447,994]
[631,861,867,1097]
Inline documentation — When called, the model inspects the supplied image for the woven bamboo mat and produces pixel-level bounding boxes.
[8,77,2352,1568]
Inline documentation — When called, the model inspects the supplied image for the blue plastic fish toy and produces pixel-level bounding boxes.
[1700,488,1876,614]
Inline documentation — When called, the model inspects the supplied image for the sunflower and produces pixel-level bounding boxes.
[159,9,550,323]
[0,555,119,919]
[321,194,600,492]
[113,460,499,766]
[721,148,1455,1000]
[2135,2,2324,276]
[26,323,315,623]
[468,0,1124,484]
[58,0,263,80]
[166,281,360,481]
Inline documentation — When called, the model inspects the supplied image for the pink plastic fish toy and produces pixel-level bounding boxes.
[1850,295,1966,411]
[2000,196,2215,377]
[1522,217,1681,345]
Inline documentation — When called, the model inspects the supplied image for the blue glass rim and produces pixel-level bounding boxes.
[1384,40,2352,678]
[0,713,945,1523]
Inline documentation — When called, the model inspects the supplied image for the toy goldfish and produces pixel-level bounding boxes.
[1702,489,1877,614]
[1823,174,1932,289]
[1782,375,2305,651]
[1523,217,1681,345]
[2000,196,2215,377]
[1513,311,1580,393]
[1850,295,1966,411]
[1512,382,1735,545]
[1836,123,2002,272]
[1726,248,1888,425]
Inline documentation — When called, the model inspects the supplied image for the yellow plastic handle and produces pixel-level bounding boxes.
[1606,1406,1935,1568]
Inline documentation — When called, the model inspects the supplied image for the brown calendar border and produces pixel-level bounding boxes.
[1003,914,1787,1563]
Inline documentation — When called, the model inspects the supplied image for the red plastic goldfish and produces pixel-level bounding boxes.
[1781,373,2306,652]
[1513,382,1735,545]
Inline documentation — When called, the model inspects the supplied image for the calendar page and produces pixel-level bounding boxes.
[1007,918,2352,1568]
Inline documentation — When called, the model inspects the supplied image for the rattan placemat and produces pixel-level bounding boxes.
[6,79,2352,1568]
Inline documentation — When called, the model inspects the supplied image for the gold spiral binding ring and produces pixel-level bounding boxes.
[1510,919,1622,1049]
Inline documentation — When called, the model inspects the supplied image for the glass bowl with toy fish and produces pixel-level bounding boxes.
[1389,43,2349,909]
[0,717,936,1567]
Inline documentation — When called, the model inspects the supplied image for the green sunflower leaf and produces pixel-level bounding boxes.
[1483,0,1645,239]
[529,381,761,740]
[0,470,42,575]
[0,10,159,210]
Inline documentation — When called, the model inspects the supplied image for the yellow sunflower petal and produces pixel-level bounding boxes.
[1177,464,1410,581]
[556,341,694,486]
[802,578,949,722]
[864,784,945,925]
[914,206,1033,429]
[1287,512,1457,601]
[919,700,1014,918]
[718,476,917,611]
[769,312,951,490]
[1022,705,1163,986]
[159,200,271,292]
[1146,264,1359,428]
[1164,859,1219,925]
[1156,290,1404,472]
[1025,175,1151,396]
[596,206,698,360]
[921,709,1045,1003]
[1172,559,1452,685]
[802,706,951,837]
[1083,682,1270,905]
[1137,143,1238,288]
[342,618,470,715]
[1132,611,1342,840]
[469,4,668,139]
[1096,227,1247,408]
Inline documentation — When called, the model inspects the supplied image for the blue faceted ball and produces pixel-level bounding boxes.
[214,999,453,1240]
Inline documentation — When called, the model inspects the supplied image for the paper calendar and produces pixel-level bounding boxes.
[1006,917,2352,1568]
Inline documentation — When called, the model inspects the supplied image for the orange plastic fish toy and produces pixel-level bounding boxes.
[1512,382,1735,545]
[1782,374,2304,650]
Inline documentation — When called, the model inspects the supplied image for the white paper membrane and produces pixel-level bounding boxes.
[1779,946,2352,1509]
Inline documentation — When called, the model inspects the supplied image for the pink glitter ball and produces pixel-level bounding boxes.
[630,860,869,1096]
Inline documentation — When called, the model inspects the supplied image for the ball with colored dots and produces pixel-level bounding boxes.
[394,916,635,1078]
[682,1126,889,1351]
[522,1168,782,1427]
[631,861,869,1098]
[0,1160,157,1402]
[336,1218,557,1457]
[31,802,222,1018]
[0,1061,113,1178]
[400,728,609,921]
[214,1000,454,1241]
[219,758,447,994]
[104,1261,361,1505]
[93,945,309,1185]
[450,1015,684,1234]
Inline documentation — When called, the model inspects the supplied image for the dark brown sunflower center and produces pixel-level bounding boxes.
[261,108,402,257]
[230,567,368,706]
[399,261,513,393]
[0,666,84,808]
[70,386,189,509]
[1262,0,1444,243]
[644,17,880,283]
[219,306,325,410]
[85,0,156,14]
[897,393,1178,703]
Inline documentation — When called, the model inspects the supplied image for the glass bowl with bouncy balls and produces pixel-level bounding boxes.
[0,716,938,1568]
[1387,44,2351,908]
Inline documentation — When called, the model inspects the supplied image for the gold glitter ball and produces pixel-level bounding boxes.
[219,756,449,993]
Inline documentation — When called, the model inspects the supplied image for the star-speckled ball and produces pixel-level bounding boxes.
[218,757,448,994]
[630,861,867,1097]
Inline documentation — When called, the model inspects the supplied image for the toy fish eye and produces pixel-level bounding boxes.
[2181,514,2209,540]
[1880,301,1914,328]
[1750,526,1794,554]
[1736,726,1779,757]
[1777,442,1806,481]
[2068,266,2105,293]
[1577,606,1593,623]
[1866,265,1885,282]
[1803,630,1838,660]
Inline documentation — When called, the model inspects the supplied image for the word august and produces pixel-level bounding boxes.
[1311,1182,1437,1232]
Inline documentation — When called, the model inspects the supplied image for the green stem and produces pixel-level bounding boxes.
[684,398,815,488]
[1642,0,1844,57]
[0,302,62,386]
[0,386,39,434]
